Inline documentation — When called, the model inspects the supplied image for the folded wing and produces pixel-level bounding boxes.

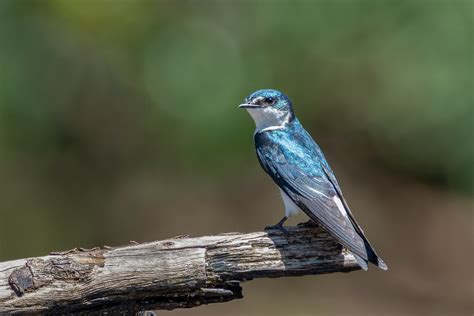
[255,131,388,270]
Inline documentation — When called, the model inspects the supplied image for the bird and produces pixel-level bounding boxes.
[239,89,387,271]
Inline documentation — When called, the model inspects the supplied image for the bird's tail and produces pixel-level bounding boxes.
[365,241,388,270]
[352,254,369,271]
[353,241,388,271]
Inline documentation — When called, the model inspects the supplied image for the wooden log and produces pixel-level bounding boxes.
[0,223,359,314]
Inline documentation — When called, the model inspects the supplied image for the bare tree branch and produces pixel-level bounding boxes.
[0,223,360,314]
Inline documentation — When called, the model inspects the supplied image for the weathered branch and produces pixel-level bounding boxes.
[0,223,359,314]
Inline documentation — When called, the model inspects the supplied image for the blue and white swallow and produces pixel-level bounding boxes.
[239,89,387,271]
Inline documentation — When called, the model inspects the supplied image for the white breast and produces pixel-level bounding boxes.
[279,189,301,217]
[246,107,289,133]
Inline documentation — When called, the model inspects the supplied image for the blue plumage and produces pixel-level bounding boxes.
[257,118,329,177]
[240,89,387,271]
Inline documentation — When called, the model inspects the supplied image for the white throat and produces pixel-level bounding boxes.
[246,107,290,133]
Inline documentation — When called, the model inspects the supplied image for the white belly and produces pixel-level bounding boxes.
[279,189,301,217]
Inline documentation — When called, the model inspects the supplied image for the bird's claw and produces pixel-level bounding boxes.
[297,220,317,227]
[264,224,290,236]
[264,216,290,236]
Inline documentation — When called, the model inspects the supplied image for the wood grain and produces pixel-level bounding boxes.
[0,223,360,314]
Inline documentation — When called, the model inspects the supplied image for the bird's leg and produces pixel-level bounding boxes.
[298,219,317,227]
[265,216,289,235]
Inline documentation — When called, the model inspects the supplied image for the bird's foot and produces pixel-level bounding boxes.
[265,224,290,236]
[297,220,317,227]
[264,216,289,236]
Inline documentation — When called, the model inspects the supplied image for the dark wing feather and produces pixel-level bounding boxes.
[321,165,388,270]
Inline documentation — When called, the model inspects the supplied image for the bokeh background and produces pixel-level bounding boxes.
[0,0,472,315]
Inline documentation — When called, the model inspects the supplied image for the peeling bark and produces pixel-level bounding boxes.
[0,223,360,314]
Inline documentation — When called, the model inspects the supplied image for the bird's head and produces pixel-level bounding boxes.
[239,89,294,131]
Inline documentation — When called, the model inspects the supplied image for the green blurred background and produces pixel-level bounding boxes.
[0,0,472,315]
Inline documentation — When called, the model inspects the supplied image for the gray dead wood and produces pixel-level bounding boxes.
[0,223,360,314]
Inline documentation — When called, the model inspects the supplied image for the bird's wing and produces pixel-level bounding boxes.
[255,137,369,263]
[321,164,387,270]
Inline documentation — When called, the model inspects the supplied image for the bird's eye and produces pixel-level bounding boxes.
[265,97,275,105]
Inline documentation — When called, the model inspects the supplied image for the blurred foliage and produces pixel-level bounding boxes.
[0,0,472,193]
